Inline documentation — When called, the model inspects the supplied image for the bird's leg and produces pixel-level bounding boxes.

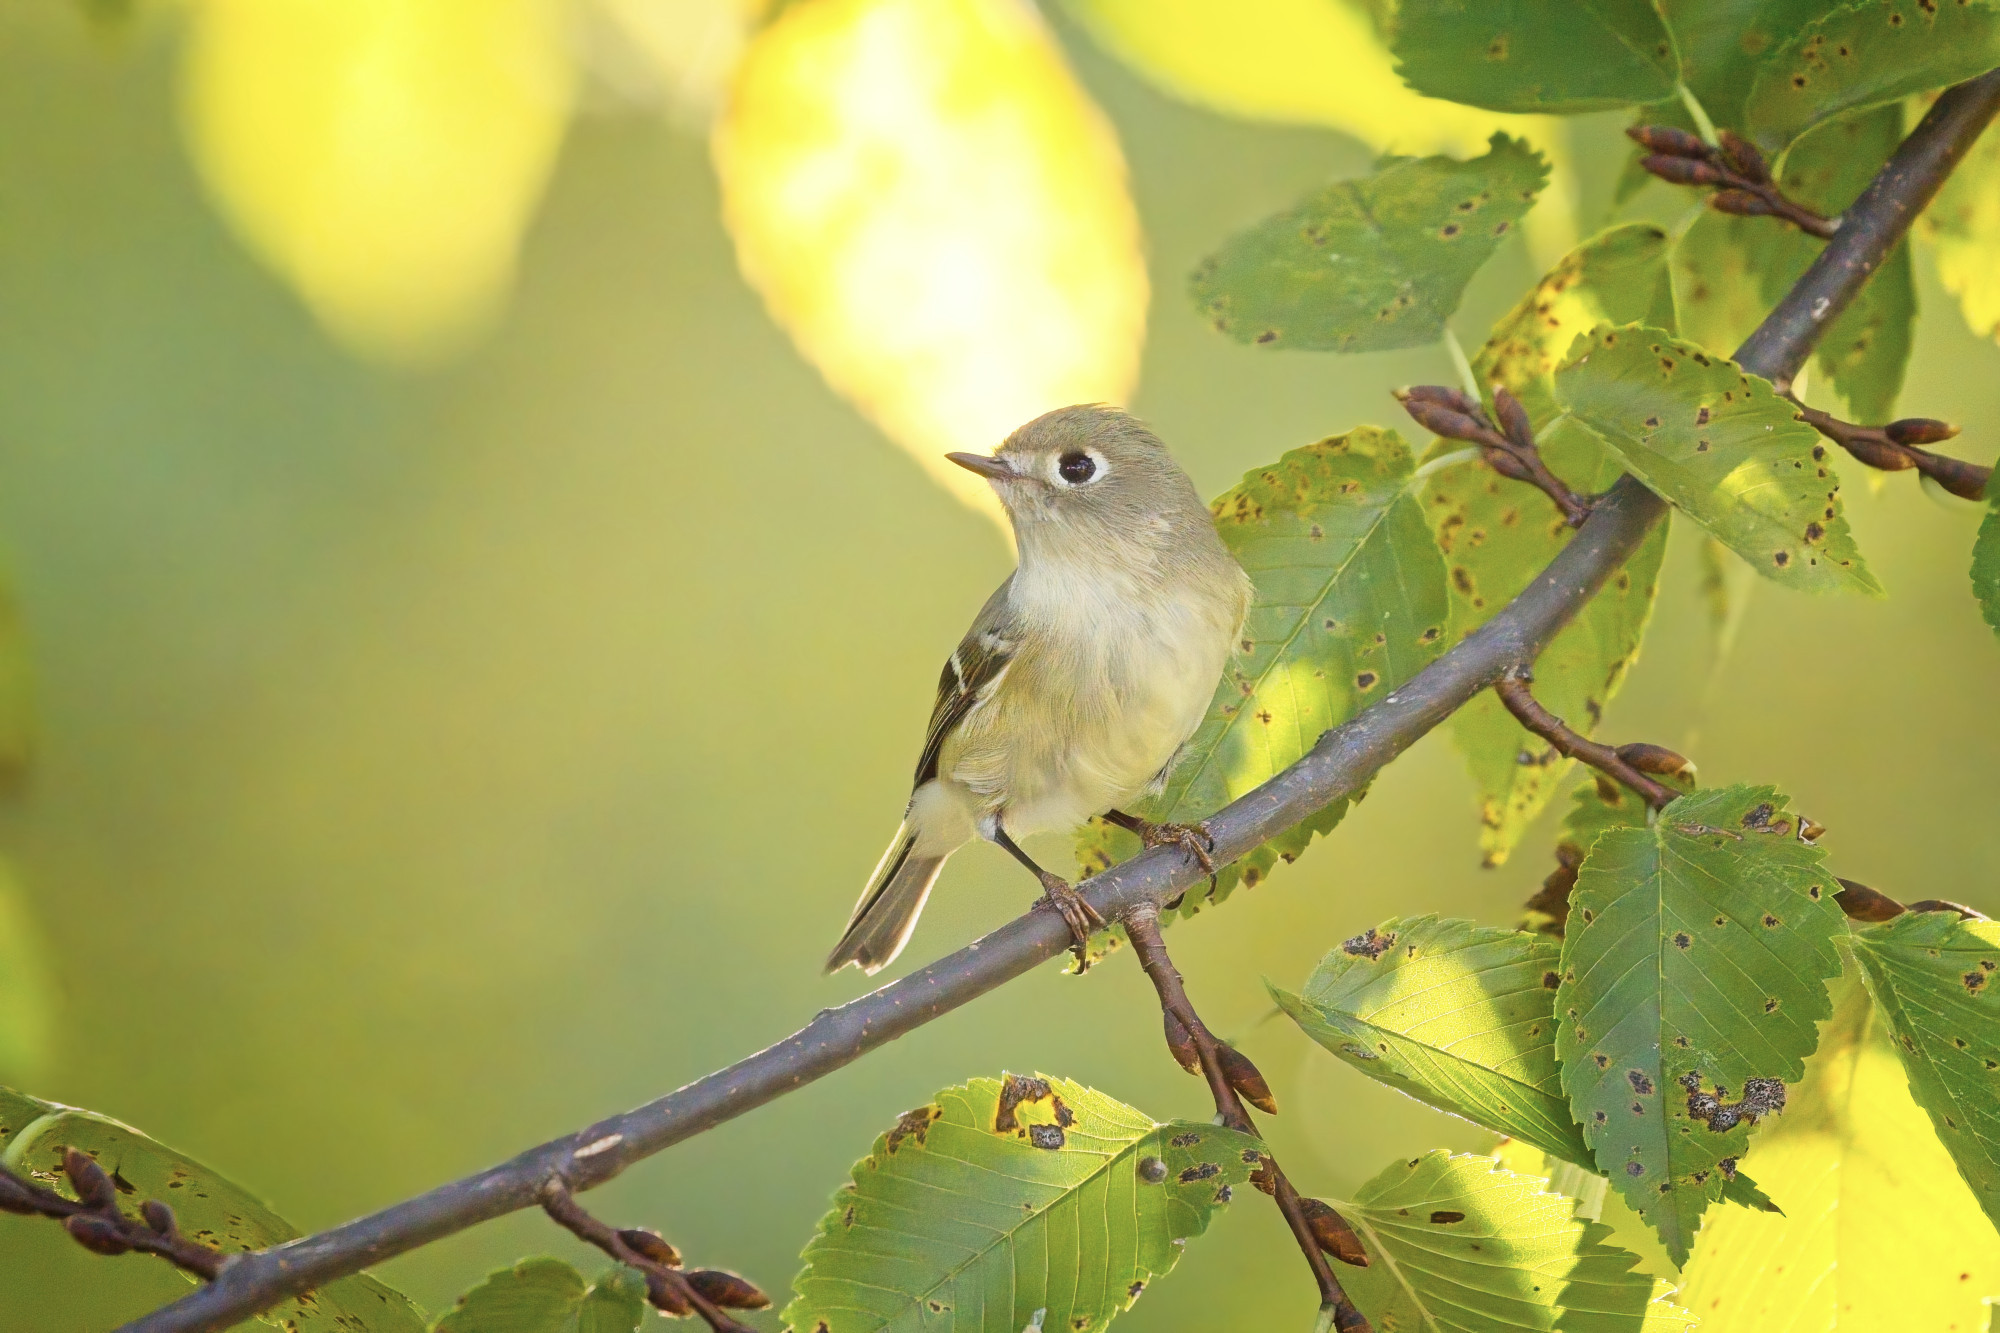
[992,822,1104,970]
[1103,809,1218,895]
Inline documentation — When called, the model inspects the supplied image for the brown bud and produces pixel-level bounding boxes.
[1835,878,1904,924]
[1910,450,1993,501]
[619,1227,682,1269]
[0,1171,42,1214]
[685,1269,771,1310]
[1716,130,1770,183]
[1883,417,1960,446]
[64,1213,131,1255]
[1163,1009,1201,1077]
[1396,383,1483,417]
[1491,386,1534,450]
[1614,742,1693,780]
[1626,124,1708,159]
[140,1199,177,1236]
[1216,1042,1277,1115]
[644,1271,693,1316]
[1642,154,1726,186]
[1839,431,1916,471]
[1481,445,1538,487]
[64,1148,117,1211]
[1709,189,1776,218]
[1299,1197,1370,1267]
[1905,899,1989,920]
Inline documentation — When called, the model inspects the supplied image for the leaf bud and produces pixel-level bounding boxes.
[1709,189,1775,218]
[1716,130,1770,183]
[1614,742,1694,780]
[0,1171,42,1214]
[1481,446,1538,487]
[1402,398,1496,447]
[1491,386,1535,451]
[1299,1197,1370,1267]
[1162,1010,1201,1077]
[1625,124,1708,159]
[141,1199,177,1236]
[64,1148,117,1211]
[1915,452,1994,501]
[1834,878,1904,923]
[644,1271,693,1316]
[1883,417,1961,446]
[618,1227,682,1269]
[685,1269,771,1310]
[1217,1043,1277,1115]
[1642,154,1726,186]
[1839,431,1915,471]
[64,1213,131,1255]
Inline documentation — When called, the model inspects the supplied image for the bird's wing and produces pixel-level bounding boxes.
[912,578,1018,788]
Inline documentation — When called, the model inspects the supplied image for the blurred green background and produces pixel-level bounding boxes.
[0,1,1996,1330]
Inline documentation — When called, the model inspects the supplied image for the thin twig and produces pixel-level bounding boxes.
[1630,124,1839,238]
[539,1182,764,1331]
[113,66,2000,1333]
[1493,669,1686,811]
[1793,403,1992,501]
[0,1151,226,1281]
[1124,907,1368,1333]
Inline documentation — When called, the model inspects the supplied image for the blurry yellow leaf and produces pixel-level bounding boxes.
[1922,117,2000,344]
[586,0,756,126]
[713,0,1147,520]
[1676,969,2000,1331]
[179,0,575,365]
[1061,0,1578,260]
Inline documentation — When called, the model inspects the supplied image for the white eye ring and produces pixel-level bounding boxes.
[1054,450,1104,485]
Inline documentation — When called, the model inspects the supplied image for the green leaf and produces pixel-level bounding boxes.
[0,862,53,1085]
[1655,0,1833,131]
[0,1089,426,1333]
[1337,1151,1696,1331]
[431,1259,643,1333]
[1188,134,1547,352]
[1921,116,2000,343]
[1430,224,1674,864]
[1272,915,1593,1166]
[784,1075,1257,1333]
[1745,0,2000,151]
[1671,104,1914,421]
[0,565,28,788]
[1676,968,2000,1328]
[1075,427,1449,928]
[1975,496,2000,637]
[1851,910,2000,1230]
[1390,0,1680,114]
[1553,322,1880,595]
[1554,784,1847,1263]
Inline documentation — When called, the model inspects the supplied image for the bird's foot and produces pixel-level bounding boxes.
[1115,815,1218,901]
[1033,872,1105,972]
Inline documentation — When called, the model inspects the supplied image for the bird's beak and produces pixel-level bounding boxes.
[946,451,1016,482]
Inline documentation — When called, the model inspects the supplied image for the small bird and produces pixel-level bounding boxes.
[826,404,1252,975]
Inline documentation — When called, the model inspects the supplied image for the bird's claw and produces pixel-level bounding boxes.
[1035,873,1105,972]
[1133,819,1219,901]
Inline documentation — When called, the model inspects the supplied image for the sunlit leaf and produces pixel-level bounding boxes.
[1391,0,1679,115]
[1189,134,1547,352]
[0,864,53,1086]
[1676,969,2000,1329]
[1744,0,2000,152]
[1337,1150,1696,1331]
[1430,224,1672,864]
[1553,323,1880,595]
[1555,784,1847,1263]
[1272,915,1593,1165]
[432,1258,643,1333]
[1075,427,1449,925]
[1489,1136,1683,1284]
[179,0,575,365]
[1671,105,1914,422]
[0,1089,426,1332]
[586,0,752,126]
[1852,910,2000,1230]
[1922,115,2000,343]
[714,0,1146,524]
[1976,498,2000,637]
[783,1074,1256,1333]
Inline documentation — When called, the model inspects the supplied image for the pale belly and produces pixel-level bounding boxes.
[940,598,1231,839]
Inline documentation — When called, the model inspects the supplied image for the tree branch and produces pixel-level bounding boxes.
[116,67,2000,1333]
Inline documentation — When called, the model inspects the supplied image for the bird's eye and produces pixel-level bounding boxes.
[1057,452,1096,484]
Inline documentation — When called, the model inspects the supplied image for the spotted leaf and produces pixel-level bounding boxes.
[433,1259,644,1333]
[783,1075,1257,1333]
[1391,0,1679,114]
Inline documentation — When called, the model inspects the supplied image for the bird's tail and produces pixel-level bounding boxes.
[825,821,948,975]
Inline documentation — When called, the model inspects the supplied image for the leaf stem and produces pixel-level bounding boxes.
[1674,82,1721,148]
[1493,669,1684,810]
[1442,325,1480,401]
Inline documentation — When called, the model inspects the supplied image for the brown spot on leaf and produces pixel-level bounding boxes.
[887,1104,940,1153]
[1628,1070,1655,1094]
[1342,928,1396,960]
[1178,1162,1220,1183]
[1429,1211,1466,1224]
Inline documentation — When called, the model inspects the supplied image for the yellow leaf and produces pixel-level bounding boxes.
[1676,969,2000,1331]
[1060,0,1577,260]
[179,0,575,365]
[713,0,1147,520]
[1922,118,2000,344]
